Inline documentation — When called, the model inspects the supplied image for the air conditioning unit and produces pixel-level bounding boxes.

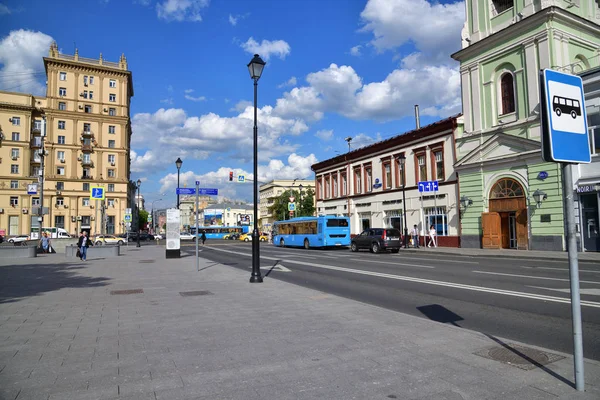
[8,118,12,122]
[22,208,28,214]
[77,216,82,221]
[11,156,17,160]
[64,205,69,209]
[71,216,76,222]
[0,208,4,213]
[78,105,83,109]
[90,205,94,209]
[110,162,115,166]
[56,191,61,195]
[80,93,84,97]
[60,159,65,163]
[77,156,82,161]
[84,83,88,87]
[104,108,108,112]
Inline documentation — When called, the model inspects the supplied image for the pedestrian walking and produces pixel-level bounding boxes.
[38,232,51,253]
[77,231,92,261]
[428,225,437,248]
[411,224,420,248]
[200,231,206,245]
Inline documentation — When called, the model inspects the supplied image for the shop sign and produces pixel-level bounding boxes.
[576,185,599,193]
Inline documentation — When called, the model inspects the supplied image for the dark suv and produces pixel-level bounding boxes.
[351,228,402,253]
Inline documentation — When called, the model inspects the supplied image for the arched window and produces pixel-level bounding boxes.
[500,73,515,115]
[489,178,524,199]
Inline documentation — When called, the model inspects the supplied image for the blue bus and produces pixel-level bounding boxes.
[272,216,351,249]
[190,225,249,239]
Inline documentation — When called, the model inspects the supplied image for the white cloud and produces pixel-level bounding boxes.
[241,37,290,61]
[160,97,174,105]
[228,14,238,25]
[0,30,53,96]
[184,94,206,102]
[184,88,194,94]
[134,0,152,5]
[349,45,362,56]
[230,100,252,112]
[156,0,209,22]
[0,3,11,14]
[315,129,333,141]
[277,76,297,88]
[352,133,383,149]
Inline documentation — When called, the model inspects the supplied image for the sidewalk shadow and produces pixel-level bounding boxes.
[0,261,110,304]
[417,303,574,388]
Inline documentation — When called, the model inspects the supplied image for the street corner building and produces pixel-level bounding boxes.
[311,116,463,248]
[451,0,600,251]
[0,42,134,237]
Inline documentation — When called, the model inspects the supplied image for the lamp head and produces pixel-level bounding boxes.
[247,54,266,80]
[532,189,547,207]
[175,157,183,170]
[460,195,473,209]
[396,153,406,166]
[136,179,141,187]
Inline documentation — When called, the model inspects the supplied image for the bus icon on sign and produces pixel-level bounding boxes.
[553,96,581,119]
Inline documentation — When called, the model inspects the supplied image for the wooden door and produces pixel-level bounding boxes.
[482,212,501,249]
[516,209,528,250]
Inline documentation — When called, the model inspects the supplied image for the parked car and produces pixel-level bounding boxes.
[94,235,125,246]
[7,235,30,245]
[239,233,252,242]
[350,228,402,253]
[180,232,195,241]
[259,234,268,242]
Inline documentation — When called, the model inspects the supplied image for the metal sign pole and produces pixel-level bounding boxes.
[563,163,584,390]
[195,181,199,272]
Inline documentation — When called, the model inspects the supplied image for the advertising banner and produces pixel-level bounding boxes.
[166,208,181,251]
[204,209,223,226]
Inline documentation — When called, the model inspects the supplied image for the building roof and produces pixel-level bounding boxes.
[311,114,460,172]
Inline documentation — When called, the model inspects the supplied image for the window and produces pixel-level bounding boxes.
[395,157,406,188]
[34,120,42,131]
[57,166,65,176]
[500,73,515,115]
[108,184,115,192]
[10,180,18,189]
[83,123,91,132]
[333,174,338,197]
[58,135,66,144]
[31,167,41,177]
[89,91,94,100]
[354,167,362,194]
[59,87,66,96]
[11,165,18,174]
[108,154,115,164]
[341,171,347,196]
[83,75,88,86]
[59,102,66,111]
[108,140,116,148]
[56,182,64,190]
[12,132,20,141]
[383,162,392,189]
[11,148,19,158]
[108,169,115,178]
[107,199,115,207]
[82,90,88,99]
[10,197,18,206]
[84,105,92,113]
[109,79,116,88]
[11,116,20,126]
[490,178,524,198]
[32,197,40,206]
[364,166,372,193]
[83,198,90,207]
[82,168,91,178]
[55,216,65,229]
[108,125,115,134]
[107,216,115,234]
[109,93,116,102]
[109,108,116,116]
[83,182,90,191]
[417,154,427,182]
[56,197,64,206]
[434,151,444,181]
[589,125,600,156]
[60,72,67,81]
[58,120,65,130]
[89,76,94,85]
[82,154,91,164]
[81,216,91,226]
[492,0,513,15]
[57,151,65,161]
[325,176,330,198]
[425,206,448,236]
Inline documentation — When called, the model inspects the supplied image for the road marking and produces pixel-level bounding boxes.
[473,270,600,285]
[521,266,600,274]
[205,246,600,308]
[348,258,435,269]
[270,254,317,259]
[527,286,600,296]
[249,264,291,272]
[396,255,478,264]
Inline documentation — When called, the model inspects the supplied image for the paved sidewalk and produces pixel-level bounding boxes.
[0,247,599,400]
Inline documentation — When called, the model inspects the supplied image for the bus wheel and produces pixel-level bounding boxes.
[555,108,561,117]
[280,239,285,247]
[304,239,310,249]
[571,111,577,119]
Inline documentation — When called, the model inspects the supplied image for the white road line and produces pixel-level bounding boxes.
[348,258,435,269]
[205,246,600,308]
[521,266,600,274]
[397,256,478,264]
[473,270,600,285]
[274,254,317,259]
[527,286,600,296]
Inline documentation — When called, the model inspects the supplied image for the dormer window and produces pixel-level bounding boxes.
[500,73,515,115]
[492,0,513,15]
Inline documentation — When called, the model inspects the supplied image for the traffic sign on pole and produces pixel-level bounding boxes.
[237,175,245,183]
[27,184,37,195]
[288,202,296,211]
[418,181,439,193]
[90,186,105,200]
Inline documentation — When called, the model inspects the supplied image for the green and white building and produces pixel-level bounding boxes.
[452,0,600,250]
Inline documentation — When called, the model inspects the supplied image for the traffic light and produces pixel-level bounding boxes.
[229,171,233,181]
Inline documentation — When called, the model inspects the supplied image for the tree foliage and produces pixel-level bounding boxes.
[267,187,315,221]
[138,210,149,227]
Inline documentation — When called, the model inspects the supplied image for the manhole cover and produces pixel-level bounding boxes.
[180,290,213,297]
[139,260,155,263]
[474,344,564,370]
[110,289,144,295]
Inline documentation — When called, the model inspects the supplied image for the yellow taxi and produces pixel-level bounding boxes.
[239,233,252,242]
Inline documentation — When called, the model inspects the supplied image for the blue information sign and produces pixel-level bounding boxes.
[176,188,196,195]
[418,181,439,193]
[541,69,590,163]
[176,187,218,195]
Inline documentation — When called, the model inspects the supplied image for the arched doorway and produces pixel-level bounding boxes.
[482,178,528,249]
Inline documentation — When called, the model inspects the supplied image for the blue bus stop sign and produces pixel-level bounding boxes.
[540,69,590,163]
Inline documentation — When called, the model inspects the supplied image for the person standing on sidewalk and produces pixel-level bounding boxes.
[38,232,51,253]
[200,231,206,245]
[428,225,437,248]
[77,231,91,261]
[411,224,420,248]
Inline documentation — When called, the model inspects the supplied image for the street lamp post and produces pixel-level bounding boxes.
[175,158,183,209]
[151,199,162,234]
[136,179,141,248]
[397,154,409,248]
[298,184,303,217]
[247,53,266,283]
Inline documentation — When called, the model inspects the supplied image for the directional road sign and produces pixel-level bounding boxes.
[418,181,439,193]
[27,184,37,195]
[176,187,196,195]
[176,187,219,195]
[90,186,105,200]
[541,68,590,163]
[288,202,296,211]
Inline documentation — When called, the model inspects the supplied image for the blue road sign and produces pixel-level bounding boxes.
[418,181,439,193]
[124,214,132,222]
[27,184,37,195]
[288,202,296,211]
[90,186,105,200]
[176,188,196,195]
[541,69,590,163]
[195,181,200,186]
[198,188,218,195]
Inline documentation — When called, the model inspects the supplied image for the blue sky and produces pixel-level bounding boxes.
[0,0,465,207]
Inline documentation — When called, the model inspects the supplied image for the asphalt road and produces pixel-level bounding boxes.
[180,240,600,362]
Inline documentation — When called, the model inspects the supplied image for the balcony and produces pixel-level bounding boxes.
[30,157,41,164]
[30,139,42,148]
[31,127,41,135]
[81,144,94,153]
[81,130,93,137]
[81,175,93,180]
[81,159,94,167]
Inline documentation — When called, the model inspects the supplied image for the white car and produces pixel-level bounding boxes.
[180,232,195,241]
[93,235,125,245]
[153,234,163,240]
[8,235,30,245]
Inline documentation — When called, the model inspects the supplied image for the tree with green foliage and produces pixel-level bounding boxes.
[267,187,315,221]
[138,210,148,229]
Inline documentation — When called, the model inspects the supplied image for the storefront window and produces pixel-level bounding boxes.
[385,210,403,231]
[425,206,448,236]
[360,213,370,231]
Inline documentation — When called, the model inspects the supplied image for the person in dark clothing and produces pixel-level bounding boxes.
[200,231,206,245]
[77,231,92,261]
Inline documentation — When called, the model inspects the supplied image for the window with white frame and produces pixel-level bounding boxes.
[108,140,115,148]
[84,105,92,113]
[109,108,116,116]
[83,182,90,191]
[384,162,391,189]
[58,120,65,129]
[83,198,90,207]
[109,79,116,88]
[31,167,40,176]
[82,154,91,164]
[434,151,444,181]
[589,125,600,156]
[89,91,94,100]
[83,75,88,86]
[325,176,331,198]
[83,123,91,132]
[354,168,362,194]
[56,197,64,206]
[108,169,115,178]
[58,135,65,144]
[341,171,347,196]
[365,166,372,192]
[418,154,427,182]
[108,125,115,134]
[32,197,40,206]
[59,87,66,96]
[10,197,18,206]
[10,180,18,189]
[108,154,115,164]
[11,165,18,174]
[82,90,88,99]
[57,166,65,175]
[11,148,19,158]
[12,132,19,141]
[333,174,338,197]
[82,168,91,178]
[11,116,20,126]
[56,182,64,191]
[109,93,116,102]
[34,120,42,131]
[60,72,67,81]
[425,206,448,236]
[59,102,66,111]
[107,199,115,207]
[57,151,65,161]
[108,184,115,192]
[89,76,94,85]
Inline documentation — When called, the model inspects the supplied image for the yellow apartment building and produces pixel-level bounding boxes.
[259,179,315,229]
[0,42,134,237]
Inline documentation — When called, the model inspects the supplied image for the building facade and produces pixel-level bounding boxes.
[199,203,254,228]
[179,194,214,229]
[452,1,600,250]
[258,179,315,229]
[0,42,133,237]
[312,116,462,246]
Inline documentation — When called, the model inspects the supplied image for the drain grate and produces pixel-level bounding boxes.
[180,290,213,297]
[139,260,155,263]
[110,289,144,295]
[474,344,565,370]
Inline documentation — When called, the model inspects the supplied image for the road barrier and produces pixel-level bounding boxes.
[65,244,120,259]
[0,246,37,258]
